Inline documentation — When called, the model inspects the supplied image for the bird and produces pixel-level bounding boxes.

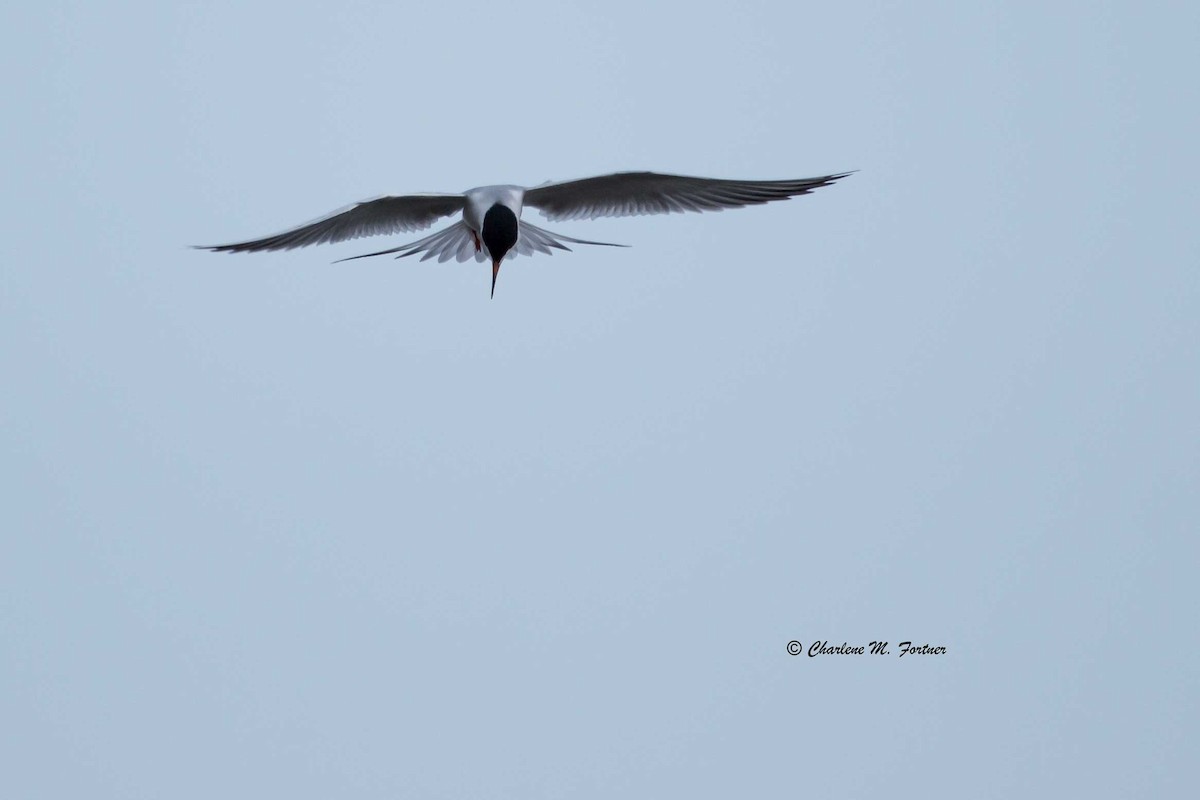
[198,171,852,298]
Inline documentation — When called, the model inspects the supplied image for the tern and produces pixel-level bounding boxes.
[199,171,851,297]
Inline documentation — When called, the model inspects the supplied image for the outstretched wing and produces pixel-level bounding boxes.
[523,171,851,222]
[198,194,466,253]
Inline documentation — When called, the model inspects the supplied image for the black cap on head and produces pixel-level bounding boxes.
[482,204,519,262]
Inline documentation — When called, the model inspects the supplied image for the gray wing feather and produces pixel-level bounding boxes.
[523,171,852,222]
[198,194,465,253]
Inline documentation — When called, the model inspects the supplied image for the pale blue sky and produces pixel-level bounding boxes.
[3,2,1197,797]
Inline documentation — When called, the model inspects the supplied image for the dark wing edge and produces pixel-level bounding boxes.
[196,194,466,253]
[523,171,854,222]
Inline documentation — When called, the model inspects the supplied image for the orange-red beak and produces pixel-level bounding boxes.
[491,260,501,299]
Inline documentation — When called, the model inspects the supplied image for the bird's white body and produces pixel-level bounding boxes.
[463,184,524,244]
[200,170,851,296]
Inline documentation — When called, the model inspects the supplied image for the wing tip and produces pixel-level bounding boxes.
[192,240,303,254]
[193,244,251,254]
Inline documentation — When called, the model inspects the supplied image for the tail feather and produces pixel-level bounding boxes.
[515,220,629,257]
[335,219,628,264]
[334,221,482,264]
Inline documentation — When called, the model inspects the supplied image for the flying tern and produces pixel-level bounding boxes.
[199,171,852,297]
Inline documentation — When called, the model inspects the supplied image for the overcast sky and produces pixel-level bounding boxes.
[3,2,1197,797]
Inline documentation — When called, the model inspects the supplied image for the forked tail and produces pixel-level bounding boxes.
[335,220,629,265]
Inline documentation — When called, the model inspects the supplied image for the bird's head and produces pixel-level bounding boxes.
[482,203,518,298]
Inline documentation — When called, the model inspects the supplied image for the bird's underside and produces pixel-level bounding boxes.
[197,170,852,295]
